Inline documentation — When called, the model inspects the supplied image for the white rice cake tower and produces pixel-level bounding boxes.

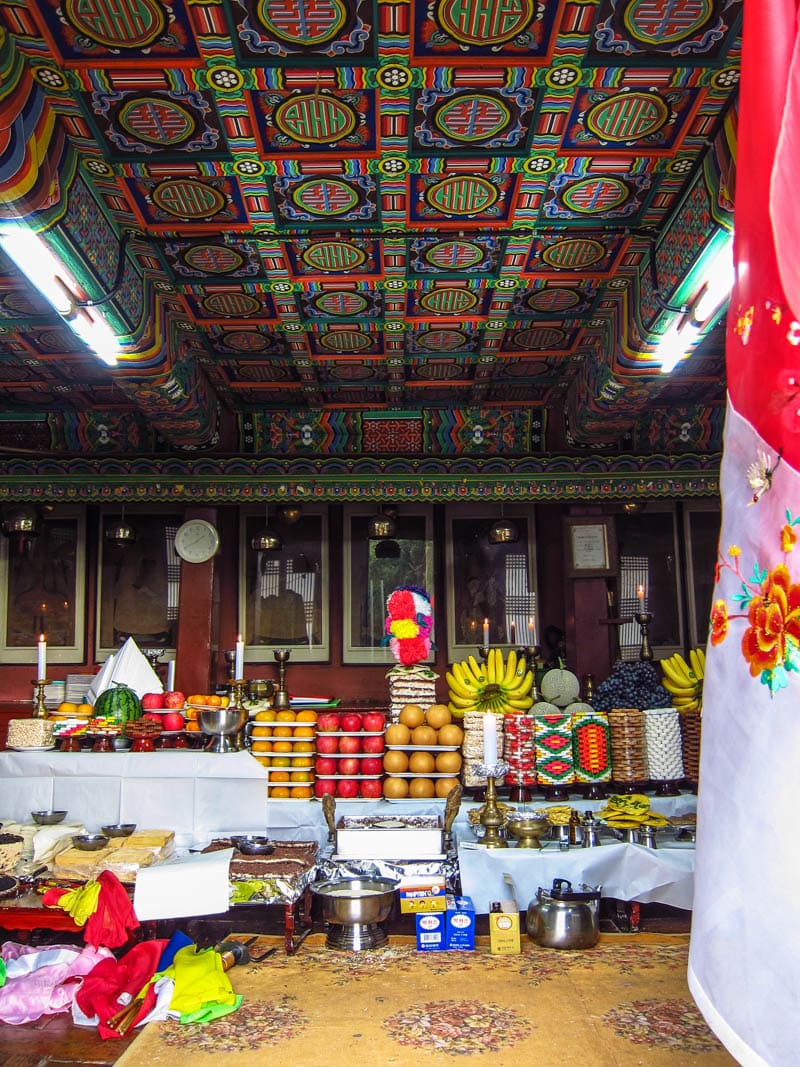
[387,664,439,722]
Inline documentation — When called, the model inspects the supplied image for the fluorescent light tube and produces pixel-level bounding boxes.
[0,224,118,365]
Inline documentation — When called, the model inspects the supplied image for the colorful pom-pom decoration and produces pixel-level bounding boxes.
[385,585,432,665]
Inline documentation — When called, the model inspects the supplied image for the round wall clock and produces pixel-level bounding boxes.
[174,519,220,563]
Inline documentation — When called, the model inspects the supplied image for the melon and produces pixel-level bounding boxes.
[93,683,143,724]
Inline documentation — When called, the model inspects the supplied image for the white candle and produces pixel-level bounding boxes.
[528,617,536,645]
[234,635,244,679]
[37,633,47,680]
[167,659,176,691]
[483,712,498,769]
[637,584,646,609]
[510,620,516,645]
[483,618,490,651]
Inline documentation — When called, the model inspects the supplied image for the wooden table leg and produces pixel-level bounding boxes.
[283,886,313,954]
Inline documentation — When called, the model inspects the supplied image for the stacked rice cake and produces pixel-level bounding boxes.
[387,664,439,722]
[7,718,53,748]
[53,828,174,882]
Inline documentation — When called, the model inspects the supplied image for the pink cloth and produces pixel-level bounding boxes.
[0,942,112,1025]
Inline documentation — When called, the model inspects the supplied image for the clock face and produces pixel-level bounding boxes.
[174,519,220,563]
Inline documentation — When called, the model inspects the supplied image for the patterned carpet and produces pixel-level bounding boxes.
[117,933,736,1066]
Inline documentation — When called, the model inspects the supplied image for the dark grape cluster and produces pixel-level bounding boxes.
[592,660,672,712]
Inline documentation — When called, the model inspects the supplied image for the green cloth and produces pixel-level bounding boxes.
[180,995,242,1025]
[0,957,5,986]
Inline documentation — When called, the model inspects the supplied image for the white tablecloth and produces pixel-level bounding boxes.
[0,752,697,911]
[0,751,267,846]
[457,837,695,913]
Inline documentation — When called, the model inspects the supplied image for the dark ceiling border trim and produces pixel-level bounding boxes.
[0,453,720,503]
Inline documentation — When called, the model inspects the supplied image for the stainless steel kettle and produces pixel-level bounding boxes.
[526,877,601,949]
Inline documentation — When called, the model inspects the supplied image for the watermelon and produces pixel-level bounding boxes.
[93,683,142,724]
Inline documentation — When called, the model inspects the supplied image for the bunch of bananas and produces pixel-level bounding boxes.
[597,794,669,830]
[446,648,534,717]
[660,647,705,712]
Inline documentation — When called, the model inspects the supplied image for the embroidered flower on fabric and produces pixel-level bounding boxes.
[713,515,800,693]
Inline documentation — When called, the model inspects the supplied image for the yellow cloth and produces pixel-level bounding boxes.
[165,946,237,1017]
[56,880,102,926]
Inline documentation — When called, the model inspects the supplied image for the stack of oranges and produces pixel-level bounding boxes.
[247,707,318,799]
[184,694,229,732]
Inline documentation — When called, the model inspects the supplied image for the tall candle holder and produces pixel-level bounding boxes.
[273,648,291,710]
[636,612,654,661]
[224,649,237,685]
[474,759,510,848]
[32,679,49,719]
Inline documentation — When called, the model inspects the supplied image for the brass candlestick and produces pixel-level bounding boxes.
[224,649,237,684]
[636,612,654,661]
[32,679,49,719]
[479,773,508,849]
[273,648,291,709]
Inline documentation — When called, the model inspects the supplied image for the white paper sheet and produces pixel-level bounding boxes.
[87,637,163,702]
[133,847,234,920]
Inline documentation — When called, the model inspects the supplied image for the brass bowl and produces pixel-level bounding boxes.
[506,816,550,848]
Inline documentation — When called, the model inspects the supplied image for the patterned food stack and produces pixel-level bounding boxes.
[642,707,685,785]
[502,715,536,791]
[533,711,575,790]
[461,711,504,789]
[387,664,439,723]
[607,708,648,787]
[570,707,612,788]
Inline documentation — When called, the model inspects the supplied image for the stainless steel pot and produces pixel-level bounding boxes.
[526,877,601,949]
[312,877,398,926]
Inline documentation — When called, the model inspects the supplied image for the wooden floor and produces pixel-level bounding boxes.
[0,902,691,1066]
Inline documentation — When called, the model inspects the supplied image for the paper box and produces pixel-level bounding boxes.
[415,911,446,950]
[446,895,476,950]
[489,900,521,954]
[415,896,476,951]
[399,878,447,913]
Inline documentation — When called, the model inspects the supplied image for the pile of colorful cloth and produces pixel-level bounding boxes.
[0,869,241,1034]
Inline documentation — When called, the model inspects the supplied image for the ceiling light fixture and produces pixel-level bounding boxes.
[251,505,282,552]
[105,505,137,547]
[488,504,519,545]
[0,224,120,366]
[1,505,40,555]
[367,505,398,540]
[656,231,734,374]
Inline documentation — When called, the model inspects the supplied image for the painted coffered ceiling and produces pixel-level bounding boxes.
[0,0,738,475]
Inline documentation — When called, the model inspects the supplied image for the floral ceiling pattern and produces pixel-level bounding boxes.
[0,0,738,477]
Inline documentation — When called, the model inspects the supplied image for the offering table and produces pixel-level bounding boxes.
[0,751,267,846]
[456,833,695,914]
